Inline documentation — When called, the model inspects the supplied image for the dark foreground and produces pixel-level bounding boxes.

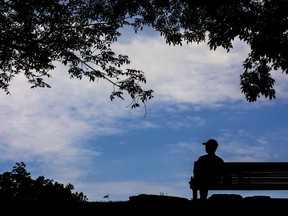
[4,194,288,214]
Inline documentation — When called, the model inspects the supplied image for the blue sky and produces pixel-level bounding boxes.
[1,27,288,202]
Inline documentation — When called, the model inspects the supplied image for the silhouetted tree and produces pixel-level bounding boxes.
[0,162,88,202]
[0,0,153,109]
[1,0,287,105]
[125,0,288,102]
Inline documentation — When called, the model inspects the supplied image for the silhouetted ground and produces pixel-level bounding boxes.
[3,194,288,214]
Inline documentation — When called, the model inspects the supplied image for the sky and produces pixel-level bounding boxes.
[1,26,288,202]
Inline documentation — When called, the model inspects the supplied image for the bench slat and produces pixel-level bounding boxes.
[223,162,288,172]
[208,184,288,190]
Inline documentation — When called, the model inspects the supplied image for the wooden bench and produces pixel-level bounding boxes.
[189,161,288,200]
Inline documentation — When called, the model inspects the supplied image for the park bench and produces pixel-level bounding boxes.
[189,161,288,200]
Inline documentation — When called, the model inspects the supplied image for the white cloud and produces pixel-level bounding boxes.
[114,33,288,105]
[0,65,131,182]
[113,34,252,105]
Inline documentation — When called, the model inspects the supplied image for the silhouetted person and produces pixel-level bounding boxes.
[193,138,224,200]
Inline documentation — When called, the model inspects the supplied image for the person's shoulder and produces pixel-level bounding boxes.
[217,155,224,162]
[197,155,207,160]
[197,155,210,163]
[212,154,223,160]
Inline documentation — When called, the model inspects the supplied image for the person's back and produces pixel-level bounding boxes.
[193,139,224,199]
[196,153,224,184]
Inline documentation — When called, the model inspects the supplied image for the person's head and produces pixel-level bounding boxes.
[202,139,218,154]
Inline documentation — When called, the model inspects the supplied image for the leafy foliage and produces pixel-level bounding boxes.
[0,162,88,202]
[123,0,288,102]
[0,0,153,109]
[1,0,288,105]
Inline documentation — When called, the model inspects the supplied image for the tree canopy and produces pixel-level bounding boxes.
[1,0,287,107]
[0,162,88,201]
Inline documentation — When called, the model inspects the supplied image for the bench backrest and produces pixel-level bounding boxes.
[193,162,288,190]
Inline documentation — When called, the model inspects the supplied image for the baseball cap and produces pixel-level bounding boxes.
[202,139,218,147]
